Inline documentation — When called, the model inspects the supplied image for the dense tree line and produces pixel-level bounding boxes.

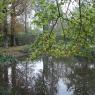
[0,0,95,58]
[0,0,32,47]
[30,0,95,59]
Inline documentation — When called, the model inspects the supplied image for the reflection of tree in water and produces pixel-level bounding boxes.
[65,60,95,95]
[13,61,34,95]
[0,57,71,95]
[33,55,61,95]
[0,64,9,94]
[0,61,34,95]
[0,57,95,95]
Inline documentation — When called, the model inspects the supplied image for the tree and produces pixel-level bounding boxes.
[10,0,30,46]
[30,0,95,59]
[2,0,9,48]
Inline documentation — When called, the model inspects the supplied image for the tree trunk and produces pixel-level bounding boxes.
[10,1,16,46]
[25,4,27,33]
[3,0,8,48]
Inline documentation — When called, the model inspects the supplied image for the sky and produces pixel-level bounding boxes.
[62,0,78,13]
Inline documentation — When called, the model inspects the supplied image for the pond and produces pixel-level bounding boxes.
[0,56,95,95]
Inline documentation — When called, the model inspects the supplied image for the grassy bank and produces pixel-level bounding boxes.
[0,45,29,57]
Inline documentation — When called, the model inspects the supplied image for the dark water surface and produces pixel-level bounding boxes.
[0,56,95,95]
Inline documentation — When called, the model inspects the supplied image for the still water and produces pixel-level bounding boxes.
[0,56,95,95]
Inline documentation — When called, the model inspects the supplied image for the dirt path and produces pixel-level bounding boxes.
[0,45,29,58]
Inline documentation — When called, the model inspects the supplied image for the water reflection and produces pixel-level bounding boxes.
[0,57,95,95]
